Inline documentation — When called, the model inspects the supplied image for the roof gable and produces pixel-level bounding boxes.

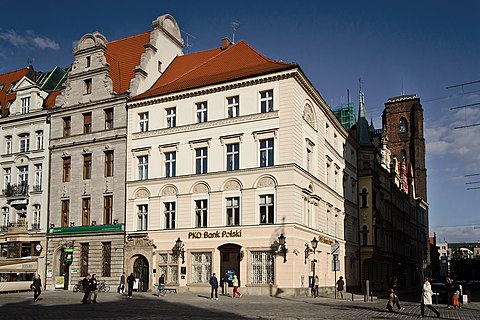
[131,40,297,101]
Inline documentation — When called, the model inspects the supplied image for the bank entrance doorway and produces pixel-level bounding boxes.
[218,243,241,294]
[133,256,149,292]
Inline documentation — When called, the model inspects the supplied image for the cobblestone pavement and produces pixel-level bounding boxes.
[1,290,480,319]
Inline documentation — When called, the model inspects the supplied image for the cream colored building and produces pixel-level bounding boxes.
[125,39,356,296]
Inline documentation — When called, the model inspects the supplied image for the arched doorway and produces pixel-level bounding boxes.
[133,256,149,292]
[218,243,242,290]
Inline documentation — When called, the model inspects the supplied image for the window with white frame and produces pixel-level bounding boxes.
[259,194,274,224]
[5,136,12,154]
[164,151,176,178]
[137,204,148,231]
[34,164,42,191]
[3,168,11,189]
[259,138,274,167]
[138,155,148,180]
[251,251,274,284]
[195,199,208,228]
[35,131,43,150]
[166,107,176,128]
[21,97,30,114]
[226,197,240,226]
[19,134,30,152]
[158,253,178,284]
[191,252,211,283]
[139,112,149,132]
[260,90,273,113]
[195,147,208,174]
[164,202,176,229]
[32,204,40,229]
[196,101,207,123]
[16,206,27,224]
[226,143,239,171]
[227,96,239,118]
[17,166,28,185]
[2,207,9,229]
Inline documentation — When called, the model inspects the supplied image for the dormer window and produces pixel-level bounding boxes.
[158,61,162,73]
[84,79,92,95]
[21,97,30,114]
[86,56,91,68]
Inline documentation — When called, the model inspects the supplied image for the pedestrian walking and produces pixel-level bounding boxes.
[312,275,319,298]
[391,276,405,311]
[336,276,344,299]
[445,276,454,308]
[223,272,230,296]
[118,272,125,294]
[386,288,395,312]
[209,272,219,300]
[420,277,440,318]
[81,274,91,304]
[232,274,241,298]
[88,274,98,303]
[158,273,166,296]
[126,273,135,298]
[31,273,42,302]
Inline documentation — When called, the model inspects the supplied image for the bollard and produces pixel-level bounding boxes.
[351,290,354,301]
[370,291,373,302]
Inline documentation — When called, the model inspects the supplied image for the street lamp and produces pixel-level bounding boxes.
[305,237,318,264]
[174,237,185,264]
[277,234,287,263]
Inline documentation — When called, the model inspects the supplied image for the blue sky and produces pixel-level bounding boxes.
[1,1,480,243]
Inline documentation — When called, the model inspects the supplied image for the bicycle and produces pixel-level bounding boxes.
[98,280,110,292]
[73,280,83,292]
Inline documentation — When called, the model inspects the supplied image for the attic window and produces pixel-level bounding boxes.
[0,84,4,90]
[7,82,17,93]
[86,56,91,68]
[84,79,92,95]
[158,61,162,73]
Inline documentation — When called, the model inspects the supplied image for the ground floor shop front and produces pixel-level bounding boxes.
[125,224,346,296]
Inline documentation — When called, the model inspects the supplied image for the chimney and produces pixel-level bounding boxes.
[221,38,232,50]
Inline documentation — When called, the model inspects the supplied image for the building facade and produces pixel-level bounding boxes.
[45,14,184,290]
[124,39,356,296]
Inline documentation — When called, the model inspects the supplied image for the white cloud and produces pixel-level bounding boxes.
[431,225,480,243]
[0,29,59,50]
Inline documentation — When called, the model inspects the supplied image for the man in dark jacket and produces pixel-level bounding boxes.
[209,273,219,300]
[31,273,42,301]
[81,274,91,304]
[127,273,135,298]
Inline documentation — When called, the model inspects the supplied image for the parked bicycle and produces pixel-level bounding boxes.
[73,280,83,292]
[98,280,110,292]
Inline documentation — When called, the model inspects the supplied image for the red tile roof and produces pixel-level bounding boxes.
[0,68,31,114]
[44,89,62,109]
[105,32,151,93]
[130,40,297,101]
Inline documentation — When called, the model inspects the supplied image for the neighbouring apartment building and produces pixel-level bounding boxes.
[45,14,184,290]
[124,38,357,296]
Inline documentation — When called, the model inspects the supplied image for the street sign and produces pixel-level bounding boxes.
[331,242,340,255]
[332,259,340,271]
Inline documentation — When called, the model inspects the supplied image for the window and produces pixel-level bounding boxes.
[260,194,274,224]
[5,136,12,154]
[158,253,178,284]
[259,138,274,167]
[196,101,208,123]
[19,134,30,152]
[105,108,114,129]
[86,56,91,68]
[166,108,176,128]
[399,118,407,133]
[32,205,40,230]
[61,199,70,228]
[195,147,208,174]
[80,243,89,277]
[102,242,111,277]
[82,198,91,226]
[63,157,71,182]
[227,96,239,118]
[138,155,148,180]
[139,112,149,132]
[226,197,240,226]
[226,143,239,171]
[164,202,176,229]
[17,165,28,185]
[63,117,71,137]
[191,252,211,283]
[21,97,30,114]
[137,204,148,231]
[84,78,92,94]
[165,151,176,178]
[83,154,92,180]
[3,168,11,189]
[400,149,406,162]
[360,188,368,208]
[195,199,208,228]
[105,151,114,177]
[35,131,43,150]
[34,164,42,191]
[83,112,92,133]
[104,195,113,225]
[251,251,274,284]
[260,90,273,113]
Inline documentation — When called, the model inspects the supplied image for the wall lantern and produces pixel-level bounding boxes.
[277,233,287,263]
[305,236,318,264]
[174,237,185,264]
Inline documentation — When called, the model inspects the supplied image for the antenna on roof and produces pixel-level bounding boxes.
[181,30,196,54]
[232,20,240,44]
